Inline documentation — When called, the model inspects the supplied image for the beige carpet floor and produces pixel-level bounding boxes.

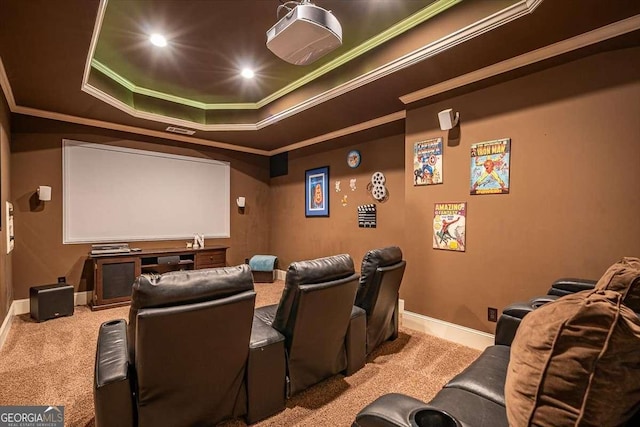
[0,280,480,426]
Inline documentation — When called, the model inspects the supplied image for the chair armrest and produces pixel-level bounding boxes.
[345,306,366,376]
[94,319,135,427]
[247,316,286,423]
[547,278,597,296]
[495,295,564,346]
[353,393,429,427]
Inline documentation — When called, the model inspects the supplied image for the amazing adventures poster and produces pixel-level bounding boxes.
[470,138,510,195]
[433,202,466,252]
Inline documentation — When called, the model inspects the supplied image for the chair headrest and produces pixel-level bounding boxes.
[285,254,355,288]
[131,264,254,310]
[360,246,403,286]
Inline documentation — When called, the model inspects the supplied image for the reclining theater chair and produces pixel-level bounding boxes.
[94,265,256,427]
[355,246,406,355]
[253,254,362,396]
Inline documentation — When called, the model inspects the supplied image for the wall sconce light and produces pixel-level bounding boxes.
[438,108,460,130]
[236,196,246,208]
[37,185,52,202]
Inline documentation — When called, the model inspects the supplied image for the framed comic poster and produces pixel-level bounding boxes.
[413,138,443,186]
[305,166,329,217]
[470,138,510,195]
[433,202,466,252]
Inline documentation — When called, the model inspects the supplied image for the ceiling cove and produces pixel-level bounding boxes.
[81,0,540,132]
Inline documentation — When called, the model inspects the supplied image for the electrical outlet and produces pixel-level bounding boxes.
[488,307,498,322]
[57,276,66,284]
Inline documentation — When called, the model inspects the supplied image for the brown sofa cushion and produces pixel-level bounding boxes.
[505,259,640,427]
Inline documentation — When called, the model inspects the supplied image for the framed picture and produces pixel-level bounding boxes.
[305,166,329,217]
[470,138,511,195]
[413,138,443,186]
[433,202,466,252]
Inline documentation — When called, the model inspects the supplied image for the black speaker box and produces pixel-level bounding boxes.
[30,283,74,322]
[270,152,288,178]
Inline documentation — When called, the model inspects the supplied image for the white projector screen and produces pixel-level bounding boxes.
[63,139,230,244]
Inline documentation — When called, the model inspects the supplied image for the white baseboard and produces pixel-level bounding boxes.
[0,302,15,352]
[12,298,30,316]
[276,269,286,280]
[74,290,91,306]
[399,299,494,351]
[0,291,92,351]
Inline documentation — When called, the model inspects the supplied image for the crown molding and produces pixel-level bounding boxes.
[399,13,640,105]
[270,110,406,155]
[0,56,16,109]
[80,83,259,131]
[10,105,268,155]
[91,59,257,110]
[7,101,405,156]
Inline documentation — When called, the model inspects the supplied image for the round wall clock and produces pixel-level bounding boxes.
[347,150,361,168]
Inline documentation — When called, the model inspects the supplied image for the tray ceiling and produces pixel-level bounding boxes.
[1,0,639,154]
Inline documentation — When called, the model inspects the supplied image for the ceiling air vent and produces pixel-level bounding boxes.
[165,126,196,135]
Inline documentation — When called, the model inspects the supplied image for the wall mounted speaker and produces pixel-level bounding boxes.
[438,108,460,131]
[37,185,52,201]
[270,152,288,178]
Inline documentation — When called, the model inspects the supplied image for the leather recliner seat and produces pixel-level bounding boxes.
[94,265,257,427]
[355,246,406,355]
[253,254,365,397]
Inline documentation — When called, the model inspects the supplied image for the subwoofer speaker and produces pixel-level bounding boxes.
[30,283,74,322]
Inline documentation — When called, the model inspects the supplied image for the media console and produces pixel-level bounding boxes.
[89,246,228,310]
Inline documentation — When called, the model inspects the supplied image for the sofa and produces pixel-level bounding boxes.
[354,257,640,427]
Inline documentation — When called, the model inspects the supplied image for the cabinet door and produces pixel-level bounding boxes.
[195,249,226,269]
[94,257,141,308]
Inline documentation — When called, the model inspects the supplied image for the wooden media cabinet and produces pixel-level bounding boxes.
[89,246,228,310]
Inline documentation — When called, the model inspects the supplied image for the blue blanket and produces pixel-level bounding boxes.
[249,255,278,272]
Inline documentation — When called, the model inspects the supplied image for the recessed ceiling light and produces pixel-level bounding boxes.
[149,33,167,47]
[241,68,255,79]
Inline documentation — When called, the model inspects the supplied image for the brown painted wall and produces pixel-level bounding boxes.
[10,118,270,299]
[6,47,640,339]
[403,48,640,332]
[0,87,11,325]
[270,133,405,269]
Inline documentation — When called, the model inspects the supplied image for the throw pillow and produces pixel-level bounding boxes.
[594,256,640,312]
[505,284,640,426]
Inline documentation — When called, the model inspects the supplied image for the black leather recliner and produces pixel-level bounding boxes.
[355,246,406,355]
[94,265,257,427]
[352,278,602,427]
[253,254,364,397]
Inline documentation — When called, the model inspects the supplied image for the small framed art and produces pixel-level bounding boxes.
[305,166,329,217]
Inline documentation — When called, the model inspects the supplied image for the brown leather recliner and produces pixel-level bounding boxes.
[253,254,364,396]
[355,246,406,355]
[94,265,256,427]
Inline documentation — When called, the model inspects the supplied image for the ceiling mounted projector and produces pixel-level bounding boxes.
[266,1,342,66]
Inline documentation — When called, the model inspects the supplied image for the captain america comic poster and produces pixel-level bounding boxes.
[413,138,443,186]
